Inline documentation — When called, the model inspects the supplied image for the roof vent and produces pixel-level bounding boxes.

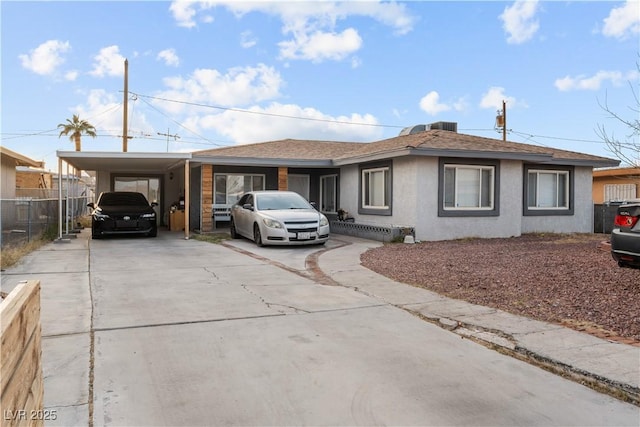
[428,121,457,132]
[399,124,427,136]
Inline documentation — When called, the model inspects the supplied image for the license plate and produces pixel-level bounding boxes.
[297,232,311,240]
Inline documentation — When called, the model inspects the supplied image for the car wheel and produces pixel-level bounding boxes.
[230,219,238,239]
[91,223,102,239]
[253,223,264,247]
[148,227,157,237]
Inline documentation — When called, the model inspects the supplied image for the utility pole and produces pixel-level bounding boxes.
[123,59,129,152]
[502,99,507,142]
[158,129,180,152]
[496,99,507,141]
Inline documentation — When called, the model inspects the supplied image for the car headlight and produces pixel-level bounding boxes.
[140,213,156,219]
[262,218,283,229]
[94,210,109,220]
[319,215,329,227]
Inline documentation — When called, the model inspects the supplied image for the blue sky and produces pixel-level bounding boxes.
[1,1,639,171]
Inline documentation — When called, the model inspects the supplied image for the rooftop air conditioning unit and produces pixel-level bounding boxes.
[428,121,457,132]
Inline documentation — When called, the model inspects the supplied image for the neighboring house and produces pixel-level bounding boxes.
[592,166,640,204]
[57,123,619,241]
[1,146,44,199]
[1,147,46,246]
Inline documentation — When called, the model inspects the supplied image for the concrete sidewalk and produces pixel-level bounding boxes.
[1,230,638,426]
[316,236,640,405]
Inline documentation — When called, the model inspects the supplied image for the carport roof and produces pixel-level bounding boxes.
[57,151,191,172]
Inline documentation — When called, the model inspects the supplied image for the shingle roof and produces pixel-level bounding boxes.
[193,131,619,167]
[195,139,356,160]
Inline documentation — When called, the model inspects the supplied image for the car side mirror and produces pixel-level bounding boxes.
[151,202,159,207]
[310,201,318,210]
[243,203,254,211]
[87,202,95,209]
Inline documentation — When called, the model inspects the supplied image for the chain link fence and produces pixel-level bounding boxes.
[0,196,88,249]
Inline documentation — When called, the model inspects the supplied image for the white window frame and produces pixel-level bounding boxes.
[319,174,338,213]
[527,169,569,210]
[362,166,389,210]
[214,173,265,205]
[443,164,495,210]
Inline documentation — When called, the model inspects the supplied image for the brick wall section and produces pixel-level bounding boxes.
[201,165,213,232]
[278,167,288,190]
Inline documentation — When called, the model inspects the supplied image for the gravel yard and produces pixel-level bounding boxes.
[360,233,640,344]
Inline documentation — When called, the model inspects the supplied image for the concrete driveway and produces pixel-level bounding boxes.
[2,230,639,426]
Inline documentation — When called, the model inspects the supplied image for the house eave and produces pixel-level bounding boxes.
[192,156,334,168]
[333,148,554,166]
[333,147,619,168]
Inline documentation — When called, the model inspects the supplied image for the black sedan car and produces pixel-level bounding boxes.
[88,191,158,239]
[611,202,640,268]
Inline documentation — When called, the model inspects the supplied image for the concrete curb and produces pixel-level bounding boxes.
[315,236,640,406]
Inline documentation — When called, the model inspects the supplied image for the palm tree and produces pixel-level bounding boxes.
[58,114,97,151]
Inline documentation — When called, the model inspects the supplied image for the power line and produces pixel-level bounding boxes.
[129,91,406,129]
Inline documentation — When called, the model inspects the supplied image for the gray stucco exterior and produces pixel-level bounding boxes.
[340,158,598,242]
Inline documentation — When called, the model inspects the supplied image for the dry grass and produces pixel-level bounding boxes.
[1,238,51,270]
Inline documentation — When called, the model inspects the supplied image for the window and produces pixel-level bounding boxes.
[523,165,573,216]
[288,174,310,200]
[214,174,264,205]
[438,159,499,217]
[443,165,494,210]
[527,170,569,209]
[363,168,389,208]
[359,162,392,215]
[320,175,337,213]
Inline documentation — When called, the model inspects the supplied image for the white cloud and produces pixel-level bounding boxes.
[499,0,540,44]
[419,91,467,115]
[278,28,362,62]
[90,46,127,77]
[169,0,199,28]
[19,40,71,75]
[65,70,79,81]
[554,70,639,91]
[157,48,180,67]
[479,87,518,110]
[419,91,451,115]
[156,64,284,115]
[196,102,382,144]
[240,30,257,48]
[602,0,640,40]
[169,1,415,63]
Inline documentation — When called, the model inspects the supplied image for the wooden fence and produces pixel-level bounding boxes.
[1,280,43,427]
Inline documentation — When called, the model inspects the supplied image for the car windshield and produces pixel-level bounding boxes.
[256,193,311,211]
[99,192,149,206]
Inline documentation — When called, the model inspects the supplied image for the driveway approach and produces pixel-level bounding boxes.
[2,230,639,426]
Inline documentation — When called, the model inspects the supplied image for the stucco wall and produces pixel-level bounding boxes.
[522,166,594,234]
[339,159,598,241]
[412,158,523,241]
[95,171,110,197]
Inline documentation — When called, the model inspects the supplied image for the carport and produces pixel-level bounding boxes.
[56,151,193,240]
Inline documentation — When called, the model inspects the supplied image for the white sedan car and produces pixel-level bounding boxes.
[229,191,330,246]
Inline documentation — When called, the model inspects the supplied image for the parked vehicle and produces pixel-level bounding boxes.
[230,191,330,246]
[88,191,158,239]
[611,202,640,269]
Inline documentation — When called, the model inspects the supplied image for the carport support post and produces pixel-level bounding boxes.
[184,159,190,240]
[54,157,70,244]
